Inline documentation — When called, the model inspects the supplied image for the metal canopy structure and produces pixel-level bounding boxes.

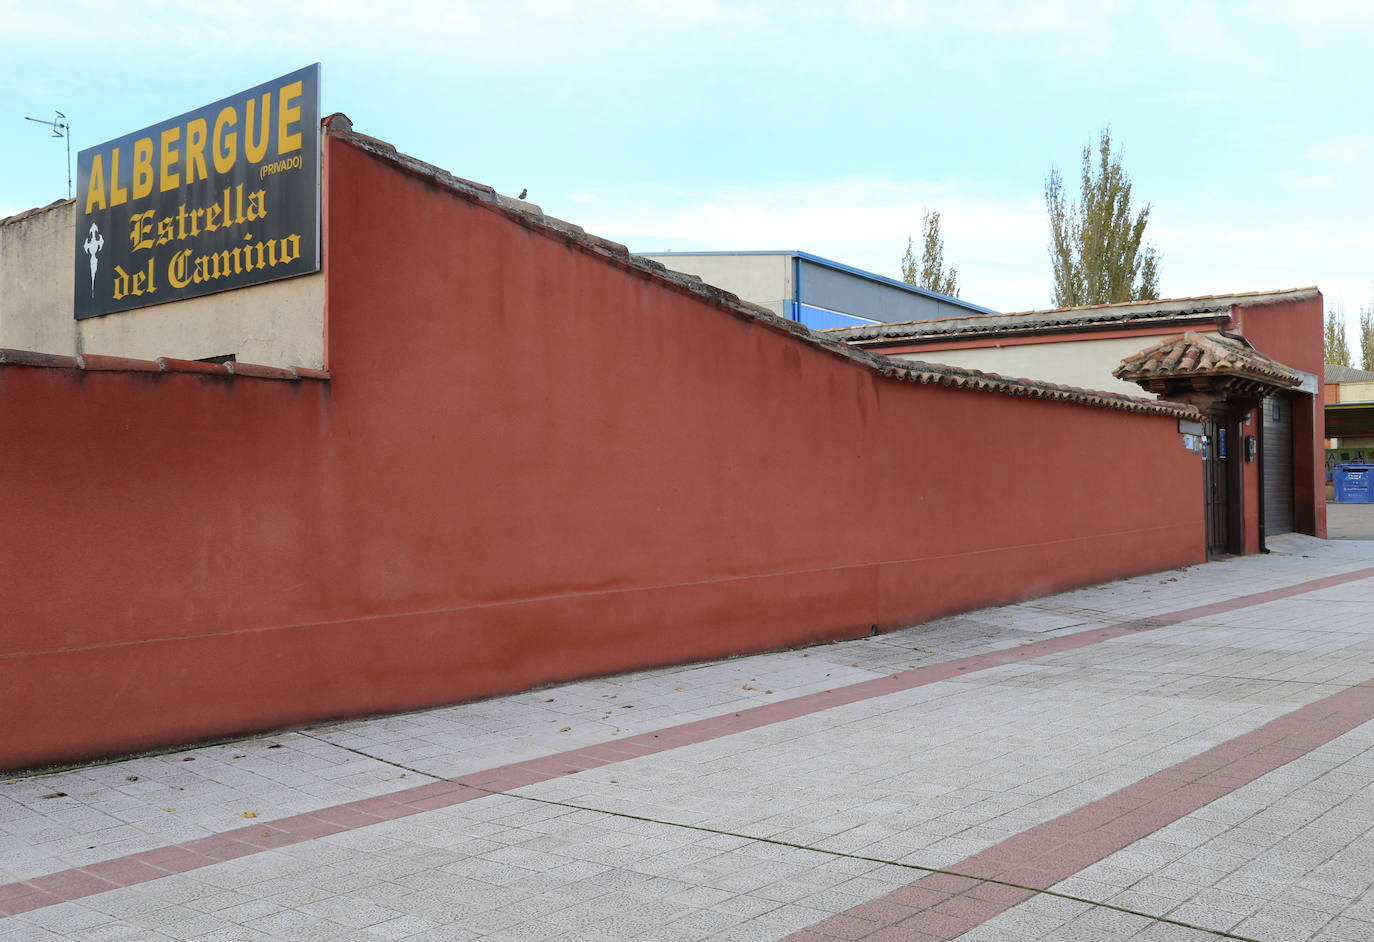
[1325,402,1374,439]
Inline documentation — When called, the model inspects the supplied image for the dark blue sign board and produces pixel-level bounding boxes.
[74,65,321,319]
[1335,466,1373,503]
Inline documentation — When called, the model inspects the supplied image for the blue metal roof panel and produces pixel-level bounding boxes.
[640,250,998,317]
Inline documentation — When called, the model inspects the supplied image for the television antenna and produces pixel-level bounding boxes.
[25,111,71,200]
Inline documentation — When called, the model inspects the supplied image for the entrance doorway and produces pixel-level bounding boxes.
[1203,412,1243,557]
[1204,418,1228,555]
[1262,393,1294,537]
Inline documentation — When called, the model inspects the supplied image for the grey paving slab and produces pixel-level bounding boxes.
[1032,717,1374,942]
[4,533,1374,942]
[4,797,921,941]
[508,631,1356,870]
[1326,502,1374,541]
[12,543,1307,883]
[0,735,427,882]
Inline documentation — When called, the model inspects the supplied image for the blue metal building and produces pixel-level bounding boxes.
[638,250,996,330]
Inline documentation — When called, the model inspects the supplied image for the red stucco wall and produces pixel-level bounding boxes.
[1235,296,1327,538]
[0,134,1205,771]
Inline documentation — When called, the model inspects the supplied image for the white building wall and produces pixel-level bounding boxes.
[640,253,792,319]
[1,200,324,369]
[896,335,1169,397]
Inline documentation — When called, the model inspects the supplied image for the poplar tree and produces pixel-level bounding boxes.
[1360,300,1374,371]
[1045,128,1160,307]
[1326,303,1351,367]
[901,210,959,298]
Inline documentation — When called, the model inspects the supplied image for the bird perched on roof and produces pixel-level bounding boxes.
[518,188,527,200]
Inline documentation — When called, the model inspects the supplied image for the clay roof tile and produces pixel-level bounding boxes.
[1114,332,1302,387]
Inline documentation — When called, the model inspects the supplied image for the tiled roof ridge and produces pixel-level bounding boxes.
[322,115,1195,420]
[1325,363,1374,383]
[0,198,75,228]
[1114,331,1302,387]
[821,307,1230,344]
[821,307,1229,343]
[0,348,329,381]
[868,356,1198,417]
[1001,287,1318,320]
[820,287,1319,343]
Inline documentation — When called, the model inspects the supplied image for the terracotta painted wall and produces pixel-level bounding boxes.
[0,134,1205,771]
[1235,296,1327,538]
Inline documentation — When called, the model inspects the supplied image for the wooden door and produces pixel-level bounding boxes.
[1204,418,1230,555]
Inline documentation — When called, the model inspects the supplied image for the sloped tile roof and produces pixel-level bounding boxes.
[0,348,328,381]
[0,198,72,228]
[821,288,1319,343]
[1114,332,1302,387]
[1325,364,1374,384]
[866,358,1196,415]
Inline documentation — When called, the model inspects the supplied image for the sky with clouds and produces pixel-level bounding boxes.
[4,0,1372,332]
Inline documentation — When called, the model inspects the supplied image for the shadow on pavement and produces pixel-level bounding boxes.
[1326,501,1374,540]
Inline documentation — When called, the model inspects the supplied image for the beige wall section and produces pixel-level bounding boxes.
[894,334,1167,397]
[79,272,324,368]
[0,201,82,355]
[1,200,324,369]
[1337,380,1374,402]
[640,253,793,319]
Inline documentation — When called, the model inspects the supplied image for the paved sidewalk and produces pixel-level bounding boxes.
[4,535,1374,941]
[1326,502,1374,540]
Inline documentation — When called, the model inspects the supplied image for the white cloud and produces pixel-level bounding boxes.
[1302,134,1374,168]
[1254,0,1374,26]
[547,170,1374,317]
[546,176,1051,310]
[5,0,1368,325]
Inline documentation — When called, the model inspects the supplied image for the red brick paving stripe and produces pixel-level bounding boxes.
[0,882,63,917]
[1164,565,1374,623]
[77,856,168,887]
[178,834,261,862]
[271,812,353,839]
[390,779,470,804]
[125,844,215,873]
[231,825,304,851]
[308,805,387,829]
[4,564,1374,919]
[785,680,1374,940]
[25,869,117,901]
[400,790,485,812]
[0,779,485,916]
